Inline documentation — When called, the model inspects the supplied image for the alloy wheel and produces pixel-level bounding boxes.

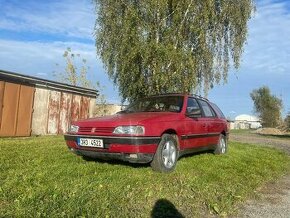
[162,141,177,168]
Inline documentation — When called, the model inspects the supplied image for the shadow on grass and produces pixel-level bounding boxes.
[151,199,184,218]
[80,150,214,170]
[82,156,150,169]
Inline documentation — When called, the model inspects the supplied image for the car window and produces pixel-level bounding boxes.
[124,96,184,113]
[210,103,226,119]
[186,98,200,113]
[198,100,216,117]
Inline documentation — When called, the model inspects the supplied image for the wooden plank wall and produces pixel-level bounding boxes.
[0,80,94,137]
[31,87,94,135]
[0,82,34,137]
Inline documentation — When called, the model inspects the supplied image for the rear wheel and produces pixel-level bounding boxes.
[151,134,179,173]
[214,134,227,154]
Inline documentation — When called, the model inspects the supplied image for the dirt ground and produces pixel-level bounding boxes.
[230,133,290,218]
[230,133,290,155]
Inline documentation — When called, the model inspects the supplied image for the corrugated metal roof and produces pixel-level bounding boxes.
[0,70,98,98]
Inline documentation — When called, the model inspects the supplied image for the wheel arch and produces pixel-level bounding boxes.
[221,130,229,141]
[161,129,180,150]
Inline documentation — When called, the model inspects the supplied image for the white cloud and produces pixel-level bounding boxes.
[0,38,119,102]
[241,0,290,75]
[0,0,120,103]
[210,0,290,117]
[0,39,103,80]
[0,0,95,39]
[1,0,289,108]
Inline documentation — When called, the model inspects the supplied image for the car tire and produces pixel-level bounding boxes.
[151,134,179,173]
[214,134,227,154]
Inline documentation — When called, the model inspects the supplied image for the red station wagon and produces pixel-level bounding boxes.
[64,94,229,172]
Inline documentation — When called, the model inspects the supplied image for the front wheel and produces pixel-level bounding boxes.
[214,134,227,154]
[151,134,179,173]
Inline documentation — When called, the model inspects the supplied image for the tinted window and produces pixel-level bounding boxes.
[186,98,200,113]
[198,100,216,117]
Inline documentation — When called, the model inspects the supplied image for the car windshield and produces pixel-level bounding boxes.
[122,96,184,113]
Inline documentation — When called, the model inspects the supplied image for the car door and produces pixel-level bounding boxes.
[182,97,208,149]
[197,100,220,146]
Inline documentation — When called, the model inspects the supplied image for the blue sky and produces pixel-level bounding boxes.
[0,0,289,118]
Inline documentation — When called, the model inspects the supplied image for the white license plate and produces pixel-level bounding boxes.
[78,138,103,148]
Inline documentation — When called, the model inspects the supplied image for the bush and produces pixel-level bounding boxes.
[285,112,290,131]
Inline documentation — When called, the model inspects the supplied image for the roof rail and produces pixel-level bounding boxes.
[149,92,209,101]
[157,93,185,96]
[190,93,209,101]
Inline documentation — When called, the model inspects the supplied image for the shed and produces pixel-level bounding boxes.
[0,70,97,137]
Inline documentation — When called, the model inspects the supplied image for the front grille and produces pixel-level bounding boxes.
[78,127,92,133]
[79,127,114,133]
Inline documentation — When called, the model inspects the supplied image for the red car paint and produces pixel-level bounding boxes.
[64,94,228,165]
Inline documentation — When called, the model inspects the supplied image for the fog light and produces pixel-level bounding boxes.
[129,154,138,159]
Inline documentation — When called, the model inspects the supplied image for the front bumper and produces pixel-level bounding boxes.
[69,148,154,163]
[64,134,160,163]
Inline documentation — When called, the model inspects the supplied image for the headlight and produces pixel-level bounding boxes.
[69,125,79,133]
[113,126,145,135]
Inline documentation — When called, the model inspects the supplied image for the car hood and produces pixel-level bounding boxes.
[75,112,180,127]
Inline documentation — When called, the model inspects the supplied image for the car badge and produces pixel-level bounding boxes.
[91,127,96,133]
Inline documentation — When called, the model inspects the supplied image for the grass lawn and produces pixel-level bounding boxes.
[1,136,289,217]
[229,129,252,134]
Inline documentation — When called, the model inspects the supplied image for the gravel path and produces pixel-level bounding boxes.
[230,133,290,218]
[230,133,290,155]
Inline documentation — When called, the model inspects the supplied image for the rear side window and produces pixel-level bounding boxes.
[198,100,216,117]
[186,98,200,113]
[210,103,226,119]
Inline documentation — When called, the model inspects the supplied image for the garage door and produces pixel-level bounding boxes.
[0,82,35,137]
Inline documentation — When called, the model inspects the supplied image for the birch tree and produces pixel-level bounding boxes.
[94,0,254,102]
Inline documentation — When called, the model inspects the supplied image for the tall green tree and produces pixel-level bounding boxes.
[94,0,254,102]
[250,86,283,128]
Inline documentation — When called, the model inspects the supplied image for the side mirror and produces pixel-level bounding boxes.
[186,108,202,118]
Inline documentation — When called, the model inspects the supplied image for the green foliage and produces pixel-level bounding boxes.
[1,136,289,217]
[285,112,290,131]
[54,47,107,105]
[54,47,94,88]
[250,86,283,128]
[230,129,251,134]
[94,0,255,102]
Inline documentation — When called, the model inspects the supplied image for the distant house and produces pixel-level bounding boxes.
[0,70,97,137]
[233,114,262,129]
